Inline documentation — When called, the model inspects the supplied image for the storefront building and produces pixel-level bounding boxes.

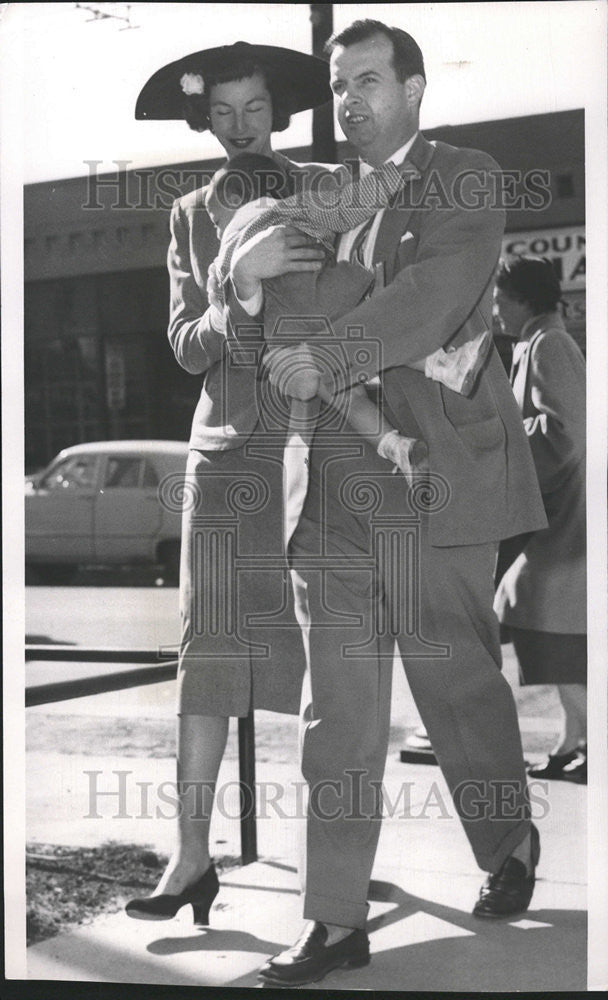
[24,109,584,471]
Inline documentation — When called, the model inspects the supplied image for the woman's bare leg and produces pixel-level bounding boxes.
[553,684,587,754]
[153,714,229,895]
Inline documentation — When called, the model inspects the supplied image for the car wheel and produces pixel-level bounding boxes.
[159,540,181,586]
[31,563,77,585]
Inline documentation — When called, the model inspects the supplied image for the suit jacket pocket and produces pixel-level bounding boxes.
[455,414,505,452]
[396,237,418,270]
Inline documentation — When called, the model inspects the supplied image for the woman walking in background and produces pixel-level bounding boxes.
[494,256,587,783]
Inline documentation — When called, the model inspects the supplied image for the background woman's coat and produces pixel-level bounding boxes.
[495,311,586,634]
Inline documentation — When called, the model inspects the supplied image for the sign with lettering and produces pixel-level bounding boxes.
[502,226,585,291]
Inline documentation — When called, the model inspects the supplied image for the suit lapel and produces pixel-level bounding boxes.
[374,134,436,283]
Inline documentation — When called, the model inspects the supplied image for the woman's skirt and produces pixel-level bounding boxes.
[175,441,305,716]
[508,626,587,685]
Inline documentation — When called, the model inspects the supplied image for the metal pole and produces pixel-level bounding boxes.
[237,710,258,864]
[25,661,178,707]
[310,3,336,163]
[25,645,177,662]
[25,644,260,868]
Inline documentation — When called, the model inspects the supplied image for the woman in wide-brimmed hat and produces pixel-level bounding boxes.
[126,42,334,925]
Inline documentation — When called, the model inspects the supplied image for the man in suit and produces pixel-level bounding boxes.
[227,19,548,986]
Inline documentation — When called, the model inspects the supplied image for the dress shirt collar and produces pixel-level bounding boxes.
[359,132,419,177]
[511,340,528,368]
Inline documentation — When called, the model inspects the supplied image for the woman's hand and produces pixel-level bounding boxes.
[231,225,325,301]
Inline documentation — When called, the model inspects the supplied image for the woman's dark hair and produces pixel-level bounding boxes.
[495,255,563,314]
[183,57,293,133]
[211,153,292,209]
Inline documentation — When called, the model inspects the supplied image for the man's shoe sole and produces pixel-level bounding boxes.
[472,901,532,919]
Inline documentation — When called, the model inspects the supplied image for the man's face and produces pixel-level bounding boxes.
[330,34,423,166]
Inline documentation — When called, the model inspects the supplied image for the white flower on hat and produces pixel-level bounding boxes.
[180,73,205,96]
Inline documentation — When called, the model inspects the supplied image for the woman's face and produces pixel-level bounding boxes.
[493,286,534,339]
[209,71,274,158]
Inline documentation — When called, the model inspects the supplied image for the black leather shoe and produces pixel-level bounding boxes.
[561,751,587,784]
[125,864,219,925]
[473,824,540,919]
[258,921,370,987]
[527,749,578,779]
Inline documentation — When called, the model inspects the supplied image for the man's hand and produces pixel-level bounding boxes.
[264,343,322,401]
[231,225,325,301]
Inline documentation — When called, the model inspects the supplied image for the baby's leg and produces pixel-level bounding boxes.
[324,382,386,448]
[318,382,428,480]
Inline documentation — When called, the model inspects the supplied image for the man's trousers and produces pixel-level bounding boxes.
[288,435,531,929]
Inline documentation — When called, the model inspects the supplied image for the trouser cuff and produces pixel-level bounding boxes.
[304,891,369,930]
[478,819,532,873]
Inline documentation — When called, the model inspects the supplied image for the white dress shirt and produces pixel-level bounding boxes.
[235,133,419,316]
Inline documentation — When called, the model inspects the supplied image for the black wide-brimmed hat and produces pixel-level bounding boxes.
[135,41,331,120]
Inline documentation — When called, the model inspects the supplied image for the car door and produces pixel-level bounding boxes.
[94,454,162,562]
[25,453,99,562]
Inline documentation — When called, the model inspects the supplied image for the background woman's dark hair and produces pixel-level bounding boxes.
[495,255,563,314]
[183,56,293,133]
[211,153,292,209]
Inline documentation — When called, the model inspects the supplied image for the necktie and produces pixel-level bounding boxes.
[349,217,375,266]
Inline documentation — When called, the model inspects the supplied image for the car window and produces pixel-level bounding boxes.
[142,460,159,488]
[104,457,143,489]
[40,455,98,491]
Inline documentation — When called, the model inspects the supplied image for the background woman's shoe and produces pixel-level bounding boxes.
[528,746,587,782]
[473,823,540,918]
[527,749,578,779]
[561,750,587,784]
[125,864,219,924]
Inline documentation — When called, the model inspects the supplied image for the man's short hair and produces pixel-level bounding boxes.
[325,18,426,83]
[495,256,563,314]
[209,153,292,211]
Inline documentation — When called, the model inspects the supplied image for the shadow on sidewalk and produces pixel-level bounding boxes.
[225,878,585,991]
[27,871,585,991]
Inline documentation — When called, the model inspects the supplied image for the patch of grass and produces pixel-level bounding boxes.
[26,841,238,946]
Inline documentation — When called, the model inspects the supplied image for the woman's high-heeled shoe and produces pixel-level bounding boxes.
[125,864,219,925]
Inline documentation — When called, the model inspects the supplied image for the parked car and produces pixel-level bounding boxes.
[25,440,188,583]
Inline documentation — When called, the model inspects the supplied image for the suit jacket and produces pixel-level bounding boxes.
[494,313,586,632]
[227,133,548,548]
[167,153,342,449]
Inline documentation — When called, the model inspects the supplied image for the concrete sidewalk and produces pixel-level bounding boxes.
[27,746,586,991]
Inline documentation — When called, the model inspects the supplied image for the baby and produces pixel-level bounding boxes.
[205,153,491,477]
